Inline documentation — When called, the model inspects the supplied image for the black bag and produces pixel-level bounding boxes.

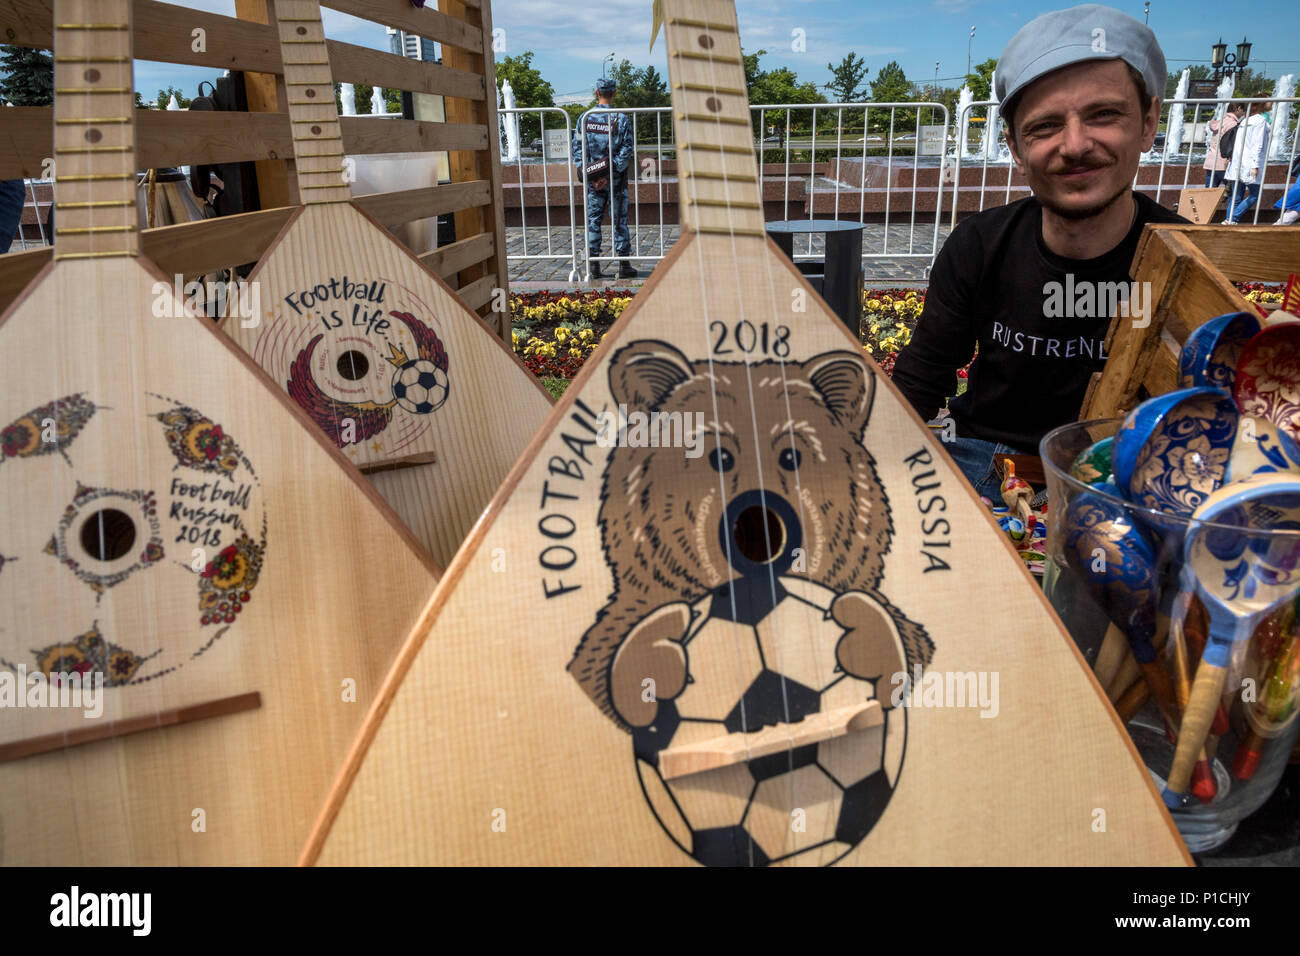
[1219,122,1239,161]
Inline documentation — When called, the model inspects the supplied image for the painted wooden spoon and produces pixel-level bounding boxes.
[1164,473,1300,805]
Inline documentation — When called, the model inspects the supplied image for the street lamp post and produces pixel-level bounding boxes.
[967,26,975,79]
[1144,2,1149,25]
[602,52,614,78]
[934,60,940,99]
[1210,36,1252,83]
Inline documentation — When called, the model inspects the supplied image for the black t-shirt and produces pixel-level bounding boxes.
[892,192,1187,451]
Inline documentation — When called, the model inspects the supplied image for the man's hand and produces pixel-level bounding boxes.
[592,177,608,191]
[1249,168,1258,181]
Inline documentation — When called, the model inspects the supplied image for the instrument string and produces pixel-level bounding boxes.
[685,3,801,862]
[676,9,755,868]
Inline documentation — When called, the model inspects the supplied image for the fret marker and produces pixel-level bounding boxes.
[706,96,721,113]
[311,125,321,135]
[297,26,307,35]
[698,34,714,49]
[84,68,100,82]
[306,89,316,98]
[85,129,102,143]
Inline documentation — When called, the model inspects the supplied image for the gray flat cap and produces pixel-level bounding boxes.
[995,4,1165,113]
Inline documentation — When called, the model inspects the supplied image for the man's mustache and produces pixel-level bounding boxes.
[1049,160,1112,175]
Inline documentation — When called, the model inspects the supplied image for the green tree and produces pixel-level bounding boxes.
[741,49,824,137]
[154,85,192,109]
[0,45,53,106]
[964,56,998,102]
[868,60,915,133]
[825,52,869,102]
[1231,67,1276,99]
[1165,64,1211,99]
[496,50,556,144]
[608,59,670,110]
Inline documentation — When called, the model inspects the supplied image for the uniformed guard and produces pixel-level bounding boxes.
[573,77,637,279]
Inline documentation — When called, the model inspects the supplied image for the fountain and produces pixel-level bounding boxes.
[953,85,974,158]
[500,79,520,162]
[1213,75,1234,126]
[1164,68,1189,158]
[166,93,180,110]
[370,87,385,116]
[340,83,356,116]
[1268,74,1295,162]
[976,71,1012,162]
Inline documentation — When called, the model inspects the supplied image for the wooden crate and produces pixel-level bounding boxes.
[0,0,511,336]
[1081,224,1300,420]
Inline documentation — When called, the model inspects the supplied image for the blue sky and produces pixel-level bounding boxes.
[42,0,1300,105]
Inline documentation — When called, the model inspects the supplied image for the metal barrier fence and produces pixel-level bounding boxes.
[501,101,952,281]
[950,95,1299,226]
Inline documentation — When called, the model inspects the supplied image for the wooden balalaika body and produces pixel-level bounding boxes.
[218,0,551,570]
[302,0,1191,866]
[0,0,437,864]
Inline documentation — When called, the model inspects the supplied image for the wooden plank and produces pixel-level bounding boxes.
[1081,228,1182,420]
[353,180,491,229]
[1,1,485,99]
[236,0,296,209]
[440,0,507,336]
[326,38,484,100]
[3,0,282,72]
[338,116,487,154]
[324,0,484,55]
[0,207,295,310]
[0,693,262,763]
[0,183,495,310]
[1174,224,1300,282]
[457,272,498,312]
[1081,225,1255,420]
[0,109,485,178]
[419,232,495,279]
[1158,230,1252,344]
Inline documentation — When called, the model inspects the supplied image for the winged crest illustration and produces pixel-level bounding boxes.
[286,310,449,448]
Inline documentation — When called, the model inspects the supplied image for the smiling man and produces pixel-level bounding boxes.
[892,4,1187,501]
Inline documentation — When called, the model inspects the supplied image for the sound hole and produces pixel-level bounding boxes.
[698,34,715,49]
[706,96,722,113]
[732,506,784,564]
[80,509,136,562]
[337,350,370,380]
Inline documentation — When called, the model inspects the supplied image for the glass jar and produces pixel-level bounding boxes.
[1042,418,1300,852]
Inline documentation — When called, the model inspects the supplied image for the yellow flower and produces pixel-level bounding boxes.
[569,347,582,359]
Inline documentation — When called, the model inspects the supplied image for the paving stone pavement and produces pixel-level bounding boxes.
[506,222,952,288]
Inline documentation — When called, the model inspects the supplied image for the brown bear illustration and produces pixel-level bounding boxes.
[568,339,934,730]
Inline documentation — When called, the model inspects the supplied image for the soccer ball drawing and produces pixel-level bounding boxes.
[632,576,906,867]
[391,359,449,415]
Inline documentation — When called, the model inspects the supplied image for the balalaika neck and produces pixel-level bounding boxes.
[52,0,139,259]
[272,0,352,205]
[661,0,764,237]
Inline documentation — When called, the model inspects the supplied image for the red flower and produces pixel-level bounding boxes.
[201,544,239,578]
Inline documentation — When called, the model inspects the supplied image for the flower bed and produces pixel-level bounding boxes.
[509,281,1286,388]
[509,287,933,380]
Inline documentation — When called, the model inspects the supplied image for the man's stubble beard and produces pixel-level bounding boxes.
[1036,175,1132,221]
